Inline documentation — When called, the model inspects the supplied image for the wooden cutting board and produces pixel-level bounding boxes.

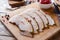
[0,8,60,40]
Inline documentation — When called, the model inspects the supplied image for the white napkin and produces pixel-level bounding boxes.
[0,0,11,12]
[0,22,12,36]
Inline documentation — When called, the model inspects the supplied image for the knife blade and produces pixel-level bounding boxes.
[53,3,60,14]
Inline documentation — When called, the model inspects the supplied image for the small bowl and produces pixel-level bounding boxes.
[40,3,52,9]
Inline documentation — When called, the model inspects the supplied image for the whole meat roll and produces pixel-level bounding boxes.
[9,3,55,38]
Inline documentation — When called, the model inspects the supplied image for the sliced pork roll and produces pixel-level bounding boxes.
[22,9,44,32]
[22,8,48,28]
[9,15,34,37]
[21,14,39,33]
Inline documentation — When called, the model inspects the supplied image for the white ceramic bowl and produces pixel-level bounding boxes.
[40,3,52,9]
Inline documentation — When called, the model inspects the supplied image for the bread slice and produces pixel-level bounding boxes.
[9,15,34,37]
[21,14,38,33]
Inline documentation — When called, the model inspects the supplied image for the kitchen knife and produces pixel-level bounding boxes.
[53,3,60,14]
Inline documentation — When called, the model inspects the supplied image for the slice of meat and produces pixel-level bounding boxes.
[39,9,55,25]
[9,15,33,37]
[21,8,44,32]
[35,10,48,27]
[45,14,55,25]
[21,14,38,33]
